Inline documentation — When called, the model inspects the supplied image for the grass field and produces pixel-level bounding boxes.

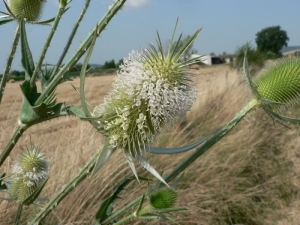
[1,64,300,224]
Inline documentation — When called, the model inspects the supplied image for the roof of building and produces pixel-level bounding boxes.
[281,46,300,53]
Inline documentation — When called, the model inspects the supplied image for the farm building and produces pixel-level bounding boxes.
[281,46,300,57]
[191,54,236,66]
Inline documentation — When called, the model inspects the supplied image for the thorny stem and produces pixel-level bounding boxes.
[28,152,99,225]
[30,6,66,87]
[101,98,259,225]
[0,24,20,103]
[0,124,28,167]
[51,0,92,78]
[14,204,23,225]
[34,0,126,106]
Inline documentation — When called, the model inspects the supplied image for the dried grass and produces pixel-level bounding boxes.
[1,65,300,224]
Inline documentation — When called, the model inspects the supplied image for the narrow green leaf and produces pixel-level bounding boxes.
[20,18,35,80]
[31,17,56,25]
[0,18,13,26]
[22,177,49,205]
[92,143,116,174]
[267,109,300,124]
[173,29,201,62]
[95,176,140,222]
[149,127,221,154]
[2,0,15,18]
[135,194,145,216]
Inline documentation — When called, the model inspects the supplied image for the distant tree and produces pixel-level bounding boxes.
[70,63,91,72]
[102,59,116,69]
[255,26,289,57]
[210,52,216,56]
[10,70,21,76]
[234,42,265,74]
[116,59,123,68]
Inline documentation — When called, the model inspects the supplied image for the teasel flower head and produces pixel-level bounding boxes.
[9,147,49,202]
[243,55,300,124]
[93,21,201,185]
[8,0,46,22]
[149,188,178,209]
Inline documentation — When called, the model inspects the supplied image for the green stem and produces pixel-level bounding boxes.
[28,152,99,225]
[101,98,259,224]
[51,0,92,78]
[0,124,28,167]
[113,214,135,225]
[0,24,20,103]
[163,98,258,182]
[34,0,126,106]
[14,204,23,225]
[30,6,66,87]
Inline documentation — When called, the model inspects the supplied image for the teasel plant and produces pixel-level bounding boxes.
[1,0,300,224]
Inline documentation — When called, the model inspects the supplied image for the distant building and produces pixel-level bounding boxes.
[220,54,236,64]
[191,54,236,66]
[281,46,300,57]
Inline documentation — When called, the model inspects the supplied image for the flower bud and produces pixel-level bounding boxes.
[9,147,49,202]
[150,188,178,209]
[9,0,46,21]
[254,58,300,112]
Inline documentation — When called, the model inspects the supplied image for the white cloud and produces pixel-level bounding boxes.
[126,0,150,9]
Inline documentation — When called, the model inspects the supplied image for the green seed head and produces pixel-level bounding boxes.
[254,58,300,112]
[149,188,178,209]
[9,0,46,21]
[10,147,49,202]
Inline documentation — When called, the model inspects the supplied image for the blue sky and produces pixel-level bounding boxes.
[1,0,300,71]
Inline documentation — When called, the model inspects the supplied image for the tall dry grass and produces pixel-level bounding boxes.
[1,65,300,224]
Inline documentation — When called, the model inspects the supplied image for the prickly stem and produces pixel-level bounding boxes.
[30,6,66,87]
[0,124,28,167]
[28,152,99,224]
[101,99,259,225]
[51,0,92,79]
[34,0,126,106]
[0,24,20,103]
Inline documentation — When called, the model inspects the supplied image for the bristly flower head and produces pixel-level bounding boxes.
[149,188,178,209]
[8,0,46,22]
[243,55,300,124]
[9,147,49,202]
[93,21,201,185]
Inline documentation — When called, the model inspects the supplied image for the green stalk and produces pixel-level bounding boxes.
[113,214,135,225]
[101,98,259,224]
[34,0,126,106]
[14,204,23,225]
[0,124,28,166]
[30,6,66,87]
[0,24,20,103]
[51,0,92,78]
[28,152,99,225]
